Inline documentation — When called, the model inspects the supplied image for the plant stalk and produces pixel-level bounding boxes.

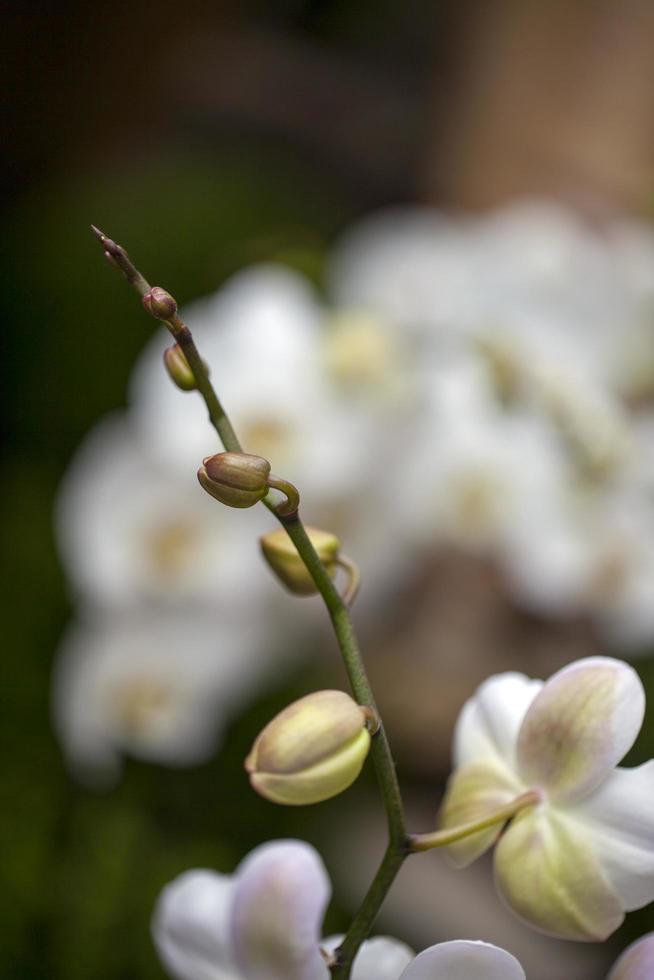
[91,228,407,976]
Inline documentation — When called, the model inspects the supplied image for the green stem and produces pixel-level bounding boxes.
[91,226,242,454]
[92,228,407,977]
[329,843,408,980]
[409,790,542,853]
[279,515,405,846]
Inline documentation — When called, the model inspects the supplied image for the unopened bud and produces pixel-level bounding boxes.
[143,286,178,320]
[245,689,371,805]
[198,452,271,508]
[260,527,340,595]
[163,345,197,391]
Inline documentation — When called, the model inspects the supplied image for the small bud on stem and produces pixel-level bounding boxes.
[198,452,271,508]
[197,451,300,515]
[143,286,178,321]
[245,689,372,805]
[260,527,360,604]
[163,345,196,391]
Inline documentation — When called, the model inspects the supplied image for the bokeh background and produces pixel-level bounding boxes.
[4,3,654,978]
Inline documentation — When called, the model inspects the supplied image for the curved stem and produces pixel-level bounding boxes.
[335,554,361,606]
[92,228,408,977]
[409,790,542,853]
[266,474,300,518]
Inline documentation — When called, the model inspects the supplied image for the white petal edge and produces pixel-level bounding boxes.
[151,869,237,980]
[322,935,415,980]
[568,761,654,910]
[453,672,543,773]
[230,840,330,980]
[399,940,526,980]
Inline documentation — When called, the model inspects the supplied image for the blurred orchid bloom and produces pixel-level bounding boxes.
[52,611,272,786]
[55,413,274,613]
[608,932,654,980]
[439,657,654,941]
[153,838,525,980]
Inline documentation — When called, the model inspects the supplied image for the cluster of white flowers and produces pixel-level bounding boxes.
[331,202,654,648]
[152,657,654,979]
[53,199,654,782]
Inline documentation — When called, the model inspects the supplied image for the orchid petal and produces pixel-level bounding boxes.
[570,761,654,911]
[454,672,542,773]
[151,870,237,980]
[322,935,414,980]
[608,932,654,980]
[517,657,644,802]
[231,840,330,980]
[399,940,525,980]
[494,806,623,941]
[438,761,524,867]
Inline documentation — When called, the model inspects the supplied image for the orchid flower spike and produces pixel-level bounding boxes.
[152,838,526,980]
[435,657,654,941]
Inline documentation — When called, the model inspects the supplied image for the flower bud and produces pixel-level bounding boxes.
[260,527,340,595]
[198,452,271,508]
[245,690,371,805]
[143,286,178,320]
[163,345,197,391]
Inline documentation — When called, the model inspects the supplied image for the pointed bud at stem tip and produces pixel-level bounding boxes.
[260,527,360,604]
[409,790,542,853]
[163,345,208,391]
[197,452,299,513]
[143,286,178,320]
[245,689,372,805]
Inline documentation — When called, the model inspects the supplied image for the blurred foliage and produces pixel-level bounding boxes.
[1,146,359,978]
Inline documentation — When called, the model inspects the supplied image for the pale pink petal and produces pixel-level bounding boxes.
[569,761,654,910]
[322,935,414,980]
[608,933,654,980]
[453,673,543,772]
[399,940,525,980]
[151,870,236,980]
[517,657,644,802]
[231,840,330,980]
[494,806,624,941]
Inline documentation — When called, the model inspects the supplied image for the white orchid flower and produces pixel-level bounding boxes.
[55,413,273,613]
[153,838,525,980]
[52,610,271,786]
[437,657,654,941]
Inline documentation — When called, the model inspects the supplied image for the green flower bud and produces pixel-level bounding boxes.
[163,344,197,391]
[245,689,371,805]
[143,286,178,320]
[260,527,340,595]
[198,452,271,508]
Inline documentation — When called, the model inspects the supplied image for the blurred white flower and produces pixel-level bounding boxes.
[396,369,567,556]
[439,657,654,941]
[52,610,273,786]
[55,413,273,613]
[153,838,525,980]
[329,208,478,340]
